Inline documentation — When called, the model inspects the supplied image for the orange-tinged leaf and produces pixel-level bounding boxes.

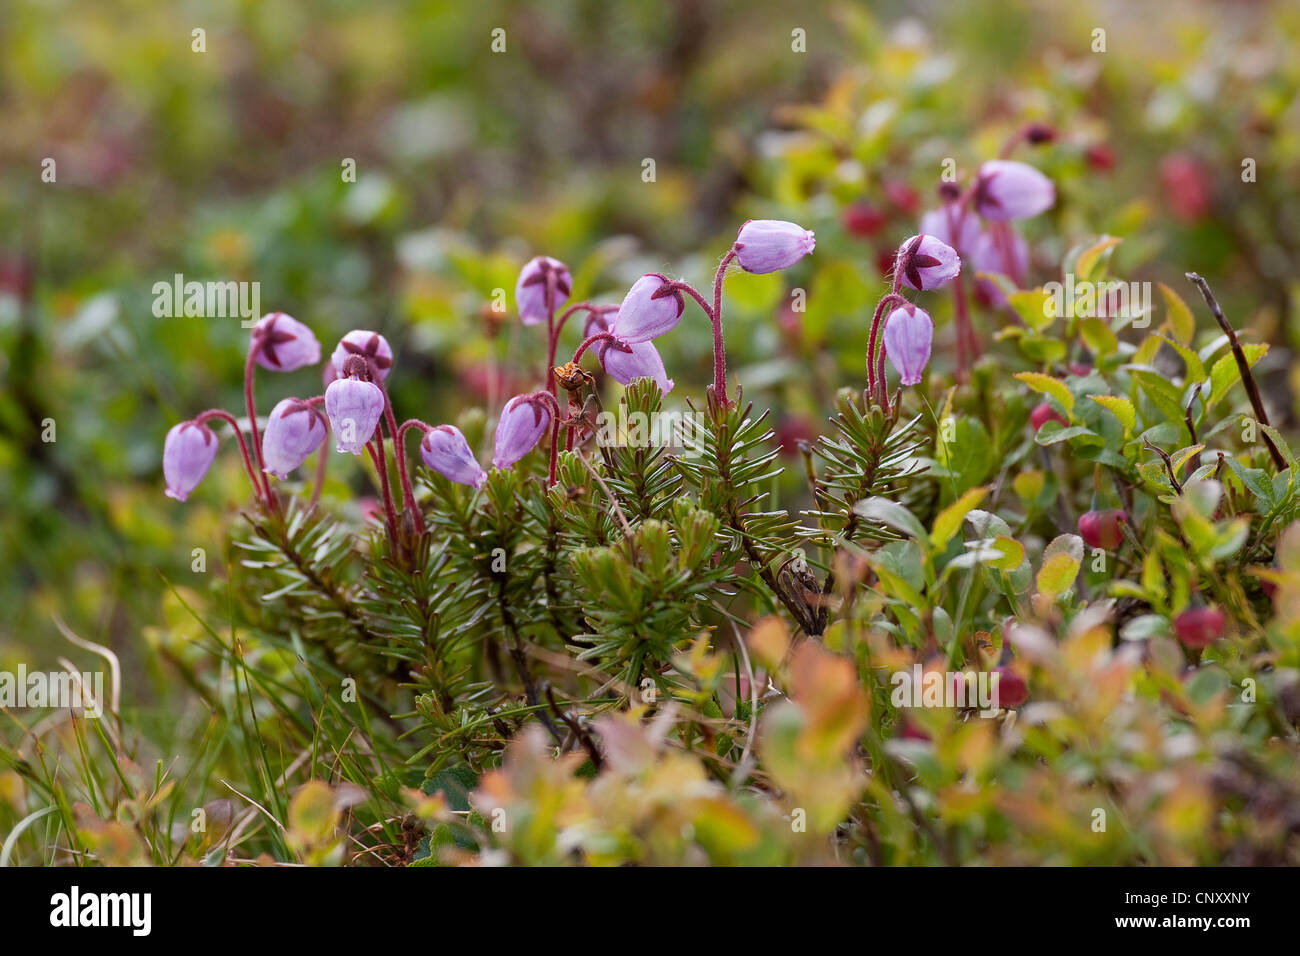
[747,616,790,672]
[289,781,338,844]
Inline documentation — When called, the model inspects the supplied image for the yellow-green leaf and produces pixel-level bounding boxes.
[1171,444,1206,474]
[1154,333,1206,383]
[1208,344,1268,407]
[990,535,1026,571]
[931,486,989,553]
[1036,551,1080,600]
[289,781,339,844]
[1008,288,1055,332]
[1015,371,1074,414]
[1133,334,1162,366]
[1158,282,1196,345]
[1089,395,1136,436]
[1075,236,1122,283]
[1079,317,1119,358]
[1013,470,1045,503]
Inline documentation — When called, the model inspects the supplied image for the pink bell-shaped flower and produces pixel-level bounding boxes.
[493,394,551,470]
[163,420,219,501]
[734,220,816,274]
[882,303,933,387]
[262,399,328,478]
[251,313,320,372]
[421,424,487,488]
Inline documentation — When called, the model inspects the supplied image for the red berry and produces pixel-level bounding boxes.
[773,415,817,458]
[993,667,1028,709]
[1085,143,1116,172]
[842,201,888,239]
[776,302,802,345]
[1078,509,1127,550]
[1174,607,1224,649]
[884,180,920,215]
[1160,153,1212,223]
[0,256,34,303]
[1030,402,1067,431]
[900,716,931,741]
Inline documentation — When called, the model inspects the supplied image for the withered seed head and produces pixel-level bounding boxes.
[553,362,593,393]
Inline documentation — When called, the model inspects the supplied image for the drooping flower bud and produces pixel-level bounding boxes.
[973,160,1055,221]
[493,394,550,470]
[262,399,328,479]
[611,273,684,343]
[515,256,572,325]
[252,313,320,372]
[1078,508,1128,550]
[919,207,979,255]
[896,234,961,291]
[421,424,487,488]
[1174,606,1224,649]
[330,330,393,383]
[734,219,816,274]
[163,421,218,501]
[882,303,933,387]
[325,377,384,455]
[1030,402,1068,431]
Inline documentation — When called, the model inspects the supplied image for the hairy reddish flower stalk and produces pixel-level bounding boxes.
[527,390,564,487]
[572,330,623,364]
[542,268,563,395]
[373,377,423,534]
[992,222,1025,286]
[555,302,617,341]
[665,249,739,406]
[938,202,979,377]
[866,292,908,408]
[366,437,400,544]
[547,413,561,486]
[398,418,431,446]
[242,349,276,507]
[194,408,261,498]
[708,250,737,402]
[952,270,977,376]
[309,416,329,511]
